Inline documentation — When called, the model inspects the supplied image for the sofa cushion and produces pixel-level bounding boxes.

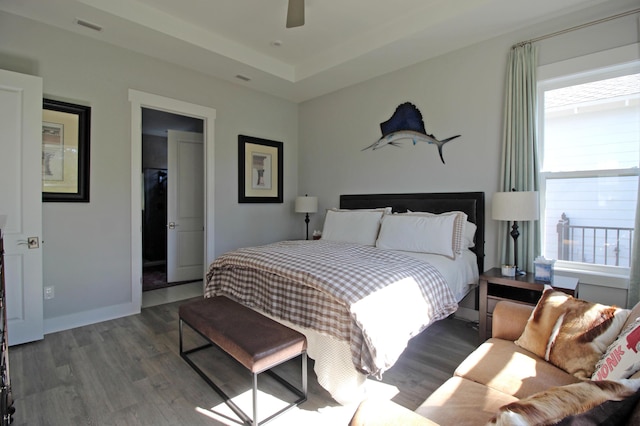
[592,317,640,381]
[349,398,437,426]
[415,377,517,425]
[455,338,581,399]
[488,379,640,426]
[515,289,629,379]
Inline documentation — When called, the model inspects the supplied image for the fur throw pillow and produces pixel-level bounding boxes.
[487,379,640,426]
[515,289,629,378]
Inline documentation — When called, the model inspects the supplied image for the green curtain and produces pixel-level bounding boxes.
[498,43,541,272]
[627,181,640,308]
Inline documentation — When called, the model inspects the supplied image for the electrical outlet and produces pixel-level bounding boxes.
[44,286,54,300]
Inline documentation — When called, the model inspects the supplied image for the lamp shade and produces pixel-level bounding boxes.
[492,191,539,221]
[295,195,317,214]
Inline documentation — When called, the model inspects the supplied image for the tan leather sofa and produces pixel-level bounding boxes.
[350,300,640,426]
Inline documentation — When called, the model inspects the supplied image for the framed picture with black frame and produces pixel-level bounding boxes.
[238,135,283,203]
[42,99,91,202]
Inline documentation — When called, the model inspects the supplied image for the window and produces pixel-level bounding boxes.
[538,51,639,274]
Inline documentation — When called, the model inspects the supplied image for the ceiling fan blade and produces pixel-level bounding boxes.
[286,0,305,28]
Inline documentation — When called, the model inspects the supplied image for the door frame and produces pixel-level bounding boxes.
[129,90,216,310]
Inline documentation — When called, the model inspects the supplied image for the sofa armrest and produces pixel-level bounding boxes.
[349,398,439,426]
[492,301,533,341]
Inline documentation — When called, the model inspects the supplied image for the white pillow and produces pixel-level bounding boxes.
[403,211,468,254]
[321,209,385,246]
[464,221,477,248]
[375,213,457,258]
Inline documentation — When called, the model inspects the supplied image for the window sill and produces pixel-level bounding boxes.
[555,265,630,290]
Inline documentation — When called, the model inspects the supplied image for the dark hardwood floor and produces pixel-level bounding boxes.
[9,299,479,425]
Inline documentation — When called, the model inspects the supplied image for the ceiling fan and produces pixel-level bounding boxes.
[286,0,305,28]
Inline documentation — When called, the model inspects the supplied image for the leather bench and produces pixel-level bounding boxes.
[179,296,308,425]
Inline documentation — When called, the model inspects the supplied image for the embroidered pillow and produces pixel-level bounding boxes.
[401,210,468,255]
[515,289,629,379]
[488,379,640,426]
[592,317,640,381]
[375,213,457,258]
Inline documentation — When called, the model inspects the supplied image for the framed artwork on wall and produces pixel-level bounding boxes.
[42,99,91,202]
[238,134,283,203]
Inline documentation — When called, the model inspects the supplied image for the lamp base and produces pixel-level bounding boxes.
[510,221,527,277]
[304,213,310,240]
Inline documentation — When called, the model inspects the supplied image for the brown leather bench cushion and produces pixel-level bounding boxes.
[179,296,307,373]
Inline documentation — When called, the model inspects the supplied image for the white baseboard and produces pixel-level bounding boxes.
[44,302,140,335]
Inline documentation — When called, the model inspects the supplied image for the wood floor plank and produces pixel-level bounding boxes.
[9,298,479,425]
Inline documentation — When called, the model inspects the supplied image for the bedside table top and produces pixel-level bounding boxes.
[480,267,579,293]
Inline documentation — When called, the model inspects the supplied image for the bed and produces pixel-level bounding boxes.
[205,192,485,404]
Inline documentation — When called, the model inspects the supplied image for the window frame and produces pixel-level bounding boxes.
[537,44,640,277]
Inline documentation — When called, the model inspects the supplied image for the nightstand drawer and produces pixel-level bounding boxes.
[487,283,540,306]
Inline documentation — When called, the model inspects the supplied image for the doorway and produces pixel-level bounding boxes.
[141,108,203,291]
[129,89,216,311]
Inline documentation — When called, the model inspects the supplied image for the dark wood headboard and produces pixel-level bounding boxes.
[340,192,485,273]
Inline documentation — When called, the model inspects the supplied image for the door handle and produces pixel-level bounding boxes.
[168,222,177,229]
[16,237,40,249]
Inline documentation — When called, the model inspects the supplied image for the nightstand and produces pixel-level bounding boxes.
[478,267,579,341]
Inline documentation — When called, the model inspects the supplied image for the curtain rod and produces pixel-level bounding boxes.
[514,7,640,47]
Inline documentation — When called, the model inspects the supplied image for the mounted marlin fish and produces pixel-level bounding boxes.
[362,102,460,164]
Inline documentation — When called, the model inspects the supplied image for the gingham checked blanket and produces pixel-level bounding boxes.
[205,239,458,377]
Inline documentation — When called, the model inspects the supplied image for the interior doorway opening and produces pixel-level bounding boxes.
[141,107,203,292]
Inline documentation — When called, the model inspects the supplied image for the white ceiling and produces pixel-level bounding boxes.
[0,0,618,102]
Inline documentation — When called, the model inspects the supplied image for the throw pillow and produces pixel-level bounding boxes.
[592,317,640,381]
[555,388,640,426]
[487,379,640,426]
[515,289,629,379]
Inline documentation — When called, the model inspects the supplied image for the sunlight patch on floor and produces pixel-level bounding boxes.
[194,378,399,425]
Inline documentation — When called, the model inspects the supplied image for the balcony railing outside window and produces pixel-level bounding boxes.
[556,213,634,267]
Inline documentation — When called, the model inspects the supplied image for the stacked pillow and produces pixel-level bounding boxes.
[320,208,390,246]
[320,208,476,259]
[375,211,467,259]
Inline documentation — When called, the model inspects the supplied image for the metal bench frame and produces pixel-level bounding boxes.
[179,316,308,426]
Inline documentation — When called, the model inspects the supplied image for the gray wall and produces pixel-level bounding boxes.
[0,11,299,331]
[298,2,639,276]
[0,1,637,332]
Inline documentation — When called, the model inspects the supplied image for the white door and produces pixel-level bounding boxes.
[167,130,204,283]
[0,69,44,345]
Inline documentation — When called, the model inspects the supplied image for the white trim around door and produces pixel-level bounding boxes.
[128,90,216,311]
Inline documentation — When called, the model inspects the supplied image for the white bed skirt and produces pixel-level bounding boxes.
[260,310,368,405]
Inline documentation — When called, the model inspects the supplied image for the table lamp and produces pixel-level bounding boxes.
[492,190,539,275]
[295,194,317,240]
